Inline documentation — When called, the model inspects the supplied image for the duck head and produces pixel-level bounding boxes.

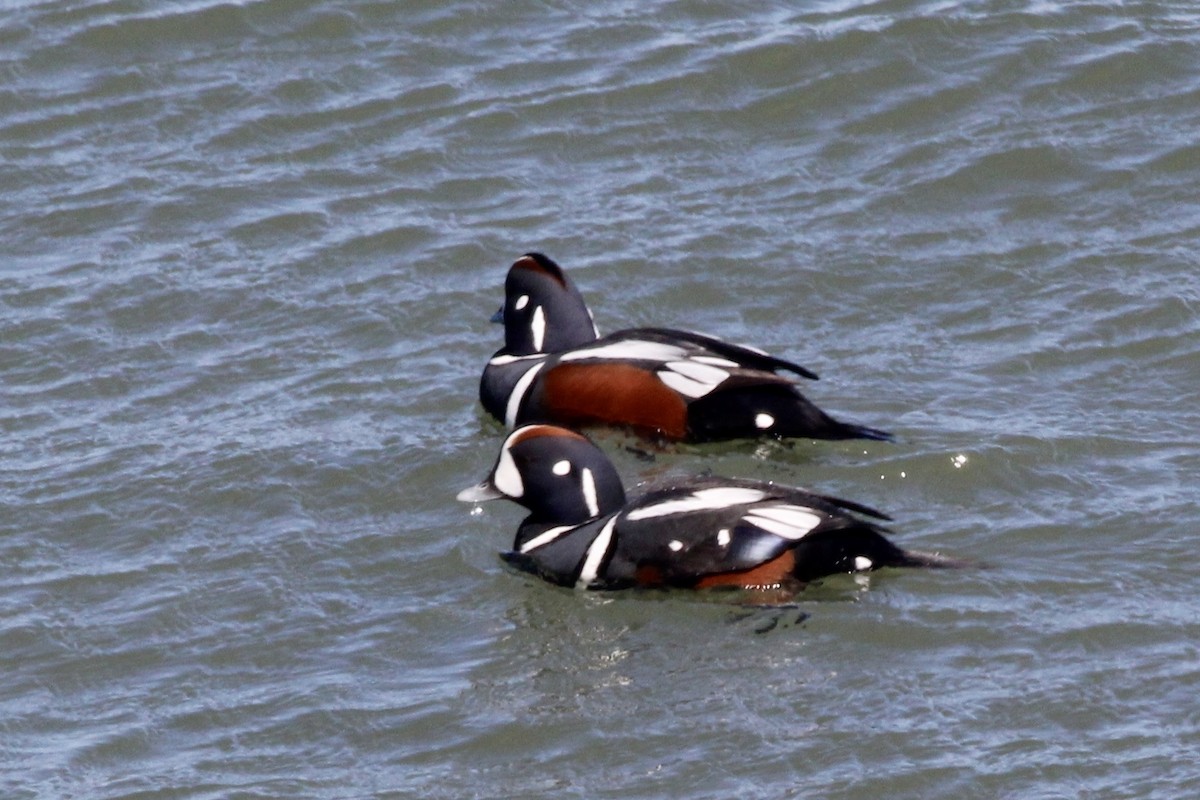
[457,424,626,524]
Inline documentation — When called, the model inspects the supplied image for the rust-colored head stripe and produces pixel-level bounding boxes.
[508,424,591,448]
[511,253,568,289]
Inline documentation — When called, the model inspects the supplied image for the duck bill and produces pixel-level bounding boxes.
[457,479,505,503]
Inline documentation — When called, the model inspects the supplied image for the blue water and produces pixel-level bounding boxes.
[2,1,1199,797]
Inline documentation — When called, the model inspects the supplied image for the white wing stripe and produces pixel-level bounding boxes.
[664,360,729,384]
[692,356,740,368]
[742,506,823,540]
[625,487,768,520]
[559,340,686,363]
[657,369,713,398]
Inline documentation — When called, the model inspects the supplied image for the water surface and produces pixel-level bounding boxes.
[2,1,1199,797]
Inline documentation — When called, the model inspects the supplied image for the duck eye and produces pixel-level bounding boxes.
[552,460,571,476]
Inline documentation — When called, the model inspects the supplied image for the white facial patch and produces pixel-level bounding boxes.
[625,487,768,520]
[576,516,618,589]
[854,556,874,571]
[560,340,686,363]
[755,413,775,430]
[514,294,530,311]
[504,362,545,429]
[491,446,524,499]
[741,505,822,540]
[580,467,599,517]
[530,306,546,352]
[552,459,571,476]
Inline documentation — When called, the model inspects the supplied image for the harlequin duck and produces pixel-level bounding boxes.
[479,252,892,443]
[458,424,961,592]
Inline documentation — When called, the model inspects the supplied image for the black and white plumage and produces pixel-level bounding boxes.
[458,424,961,593]
[478,252,893,443]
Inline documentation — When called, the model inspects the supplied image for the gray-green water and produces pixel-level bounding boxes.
[3,1,1199,797]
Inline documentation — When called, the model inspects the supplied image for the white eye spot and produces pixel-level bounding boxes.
[514,294,530,311]
[668,540,683,552]
[531,306,546,352]
[754,413,775,429]
[552,460,571,476]
[717,529,731,547]
[854,556,873,571]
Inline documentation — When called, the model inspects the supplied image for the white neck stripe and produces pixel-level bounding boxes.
[504,361,544,428]
[576,517,618,589]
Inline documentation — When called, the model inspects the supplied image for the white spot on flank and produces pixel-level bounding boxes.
[742,505,822,539]
[504,362,544,428]
[514,294,529,311]
[576,517,618,588]
[668,540,683,552]
[552,459,571,476]
[580,467,599,517]
[854,556,873,571]
[717,529,731,546]
[530,305,546,352]
[625,487,768,520]
[754,413,775,429]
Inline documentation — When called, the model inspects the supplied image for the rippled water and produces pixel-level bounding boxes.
[3,1,1199,797]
